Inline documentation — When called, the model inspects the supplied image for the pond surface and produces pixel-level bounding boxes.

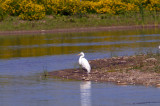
[0,29,160,106]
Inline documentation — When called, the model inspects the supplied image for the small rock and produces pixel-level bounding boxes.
[156,83,160,87]
[123,56,129,60]
[112,57,117,59]
[82,77,86,80]
[74,70,79,73]
[146,58,157,62]
[121,60,127,63]
[117,81,127,85]
[85,78,90,81]
[41,30,45,32]
[117,80,120,83]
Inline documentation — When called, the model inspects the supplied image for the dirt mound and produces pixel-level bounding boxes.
[48,54,160,87]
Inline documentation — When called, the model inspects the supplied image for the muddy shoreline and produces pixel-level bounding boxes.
[1,24,160,35]
[48,54,160,87]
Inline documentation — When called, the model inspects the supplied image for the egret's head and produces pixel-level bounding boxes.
[78,52,85,56]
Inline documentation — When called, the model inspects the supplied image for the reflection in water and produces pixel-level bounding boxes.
[80,81,91,106]
[0,29,160,59]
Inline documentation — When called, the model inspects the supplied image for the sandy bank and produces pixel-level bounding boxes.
[48,54,160,87]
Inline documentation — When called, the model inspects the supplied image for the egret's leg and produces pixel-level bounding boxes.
[79,65,84,74]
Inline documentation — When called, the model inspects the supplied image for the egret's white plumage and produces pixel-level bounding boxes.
[78,52,91,73]
[159,45,160,49]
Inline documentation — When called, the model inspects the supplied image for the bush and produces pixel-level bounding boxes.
[1,0,160,20]
[0,6,5,21]
[43,0,81,15]
[19,0,45,20]
[95,0,138,15]
[1,0,21,16]
[80,1,97,14]
[146,0,160,11]
[0,0,7,21]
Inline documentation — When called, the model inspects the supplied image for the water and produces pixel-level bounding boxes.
[0,29,160,106]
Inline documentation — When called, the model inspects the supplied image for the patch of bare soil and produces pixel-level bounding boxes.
[48,54,160,87]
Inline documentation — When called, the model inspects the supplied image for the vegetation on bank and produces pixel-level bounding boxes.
[1,13,160,31]
[1,0,160,20]
[0,0,160,31]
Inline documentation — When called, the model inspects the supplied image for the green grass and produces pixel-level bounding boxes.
[0,11,160,31]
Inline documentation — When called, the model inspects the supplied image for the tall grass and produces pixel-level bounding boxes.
[1,12,160,31]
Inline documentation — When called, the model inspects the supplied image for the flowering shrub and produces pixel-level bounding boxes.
[42,0,140,15]
[146,0,160,11]
[95,0,138,14]
[110,0,137,14]
[0,0,160,20]
[1,0,21,16]
[19,0,45,20]
[80,1,97,13]
[43,0,82,15]
[0,0,7,20]
[54,0,78,15]
[0,4,4,21]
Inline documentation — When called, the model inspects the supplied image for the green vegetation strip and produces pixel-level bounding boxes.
[1,13,160,32]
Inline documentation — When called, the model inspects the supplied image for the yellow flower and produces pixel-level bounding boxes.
[19,0,45,20]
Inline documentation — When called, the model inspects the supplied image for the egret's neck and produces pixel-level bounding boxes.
[79,55,84,64]
[79,55,84,61]
[80,55,84,58]
[81,54,85,58]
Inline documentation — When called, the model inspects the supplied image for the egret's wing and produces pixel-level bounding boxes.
[81,58,91,71]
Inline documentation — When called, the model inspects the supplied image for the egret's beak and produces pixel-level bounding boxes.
[77,53,80,56]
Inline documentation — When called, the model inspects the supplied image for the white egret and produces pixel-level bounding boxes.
[159,45,160,49]
[78,52,91,74]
